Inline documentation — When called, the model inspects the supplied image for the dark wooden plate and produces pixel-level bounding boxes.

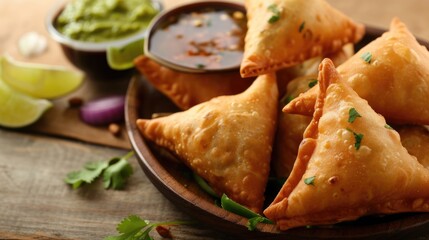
[125,26,429,240]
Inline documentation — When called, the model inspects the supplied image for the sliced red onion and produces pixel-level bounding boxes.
[80,95,125,125]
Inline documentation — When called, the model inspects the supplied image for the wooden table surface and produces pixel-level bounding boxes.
[1,0,429,239]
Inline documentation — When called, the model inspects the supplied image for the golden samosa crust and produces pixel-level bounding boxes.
[137,74,278,213]
[240,0,364,77]
[398,125,429,168]
[134,55,254,110]
[272,44,354,178]
[284,18,429,125]
[264,59,429,230]
[272,76,315,178]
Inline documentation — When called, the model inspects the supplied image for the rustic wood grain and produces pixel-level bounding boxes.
[0,129,231,240]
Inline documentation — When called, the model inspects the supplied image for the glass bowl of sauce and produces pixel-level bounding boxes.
[46,0,162,79]
[144,1,247,73]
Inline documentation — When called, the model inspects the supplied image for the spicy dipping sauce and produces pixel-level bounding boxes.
[148,4,247,71]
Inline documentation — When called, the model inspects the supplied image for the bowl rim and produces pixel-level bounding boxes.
[45,0,163,52]
[143,0,246,74]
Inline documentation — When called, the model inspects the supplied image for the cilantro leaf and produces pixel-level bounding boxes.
[280,95,294,107]
[361,52,372,64]
[105,215,193,240]
[65,151,134,190]
[346,128,364,150]
[267,4,280,24]
[348,108,362,123]
[105,215,149,240]
[65,161,109,189]
[304,176,315,185]
[268,15,280,23]
[103,158,133,190]
[196,63,205,69]
[308,79,318,88]
[117,215,149,235]
[352,132,364,150]
[299,21,305,32]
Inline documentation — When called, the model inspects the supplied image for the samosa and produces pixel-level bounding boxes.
[265,59,429,230]
[137,73,278,213]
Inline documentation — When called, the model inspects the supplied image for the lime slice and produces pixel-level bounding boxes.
[107,38,145,70]
[1,55,84,99]
[0,79,52,128]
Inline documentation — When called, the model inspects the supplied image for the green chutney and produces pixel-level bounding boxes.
[55,0,159,42]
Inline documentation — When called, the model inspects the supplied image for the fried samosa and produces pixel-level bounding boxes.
[264,59,429,230]
[134,55,254,110]
[240,0,364,77]
[272,76,315,178]
[137,73,278,213]
[272,44,354,178]
[276,43,354,96]
[398,125,429,168]
[284,18,429,125]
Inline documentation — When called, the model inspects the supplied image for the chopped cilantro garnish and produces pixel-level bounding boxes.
[304,176,315,185]
[267,4,280,24]
[268,15,280,23]
[65,151,134,190]
[346,128,364,150]
[196,64,205,69]
[308,79,318,88]
[361,52,372,64]
[280,95,294,107]
[348,108,362,123]
[299,21,306,32]
[104,215,193,240]
[385,124,394,130]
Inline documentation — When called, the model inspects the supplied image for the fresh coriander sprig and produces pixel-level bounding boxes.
[65,151,134,190]
[105,215,194,240]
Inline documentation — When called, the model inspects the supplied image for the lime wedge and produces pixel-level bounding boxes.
[0,79,52,128]
[1,55,84,99]
[107,38,145,70]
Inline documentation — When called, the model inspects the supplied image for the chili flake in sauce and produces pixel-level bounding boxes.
[149,8,247,70]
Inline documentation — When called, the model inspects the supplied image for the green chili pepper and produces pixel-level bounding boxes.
[192,172,218,198]
[220,193,273,230]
